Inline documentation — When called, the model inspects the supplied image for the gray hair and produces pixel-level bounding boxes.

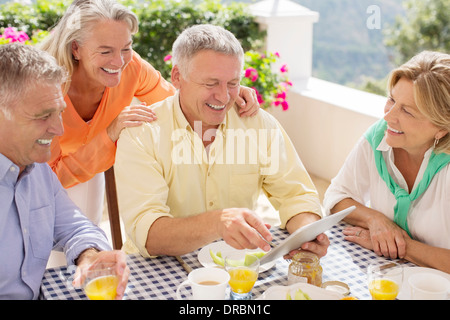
[39,0,139,95]
[172,24,244,77]
[0,43,67,119]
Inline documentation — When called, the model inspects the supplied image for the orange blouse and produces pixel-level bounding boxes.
[49,51,176,188]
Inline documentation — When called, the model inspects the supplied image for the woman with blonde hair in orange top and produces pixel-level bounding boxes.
[39,0,260,225]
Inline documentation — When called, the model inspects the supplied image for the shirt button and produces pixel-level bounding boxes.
[10,166,16,172]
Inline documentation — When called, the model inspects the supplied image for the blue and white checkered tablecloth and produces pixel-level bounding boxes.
[40,222,415,300]
[321,222,415,299]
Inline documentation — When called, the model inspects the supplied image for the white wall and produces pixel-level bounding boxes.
[271,78,385,181]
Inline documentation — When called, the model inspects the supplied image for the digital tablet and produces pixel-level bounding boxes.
[259,206,355,265]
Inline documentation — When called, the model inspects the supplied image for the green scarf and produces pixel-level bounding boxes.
[364,119,450,237]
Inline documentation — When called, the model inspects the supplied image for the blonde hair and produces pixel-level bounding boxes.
[388,51,450,154]
[39,0,138,95]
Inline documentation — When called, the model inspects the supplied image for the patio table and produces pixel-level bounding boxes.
[40,222,415,300]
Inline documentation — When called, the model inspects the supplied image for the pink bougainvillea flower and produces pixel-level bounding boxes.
[17,32,29,42]
[251,87,264,104]
[280,81,293,89]
[1,27,16,39]
[1,27,29,43]
[164,54,172,62]
[276,91,286,100]
[257,94,264,104]
[245,67,258,82]
[241,50,292,111]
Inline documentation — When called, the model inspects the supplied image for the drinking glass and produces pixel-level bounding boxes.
[224,252,260,300]
[367,261,403,300]
[83,262,120,300]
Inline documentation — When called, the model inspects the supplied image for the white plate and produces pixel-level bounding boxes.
[259,206,355,265]
[198,241,276,273]
[256,282,343,300]
[397,266,450,300]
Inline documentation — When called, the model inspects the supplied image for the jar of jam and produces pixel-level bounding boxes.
[287,251,323,286]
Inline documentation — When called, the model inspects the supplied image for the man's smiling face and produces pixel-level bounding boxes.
[0,82,66,172]
[172,50,242,132]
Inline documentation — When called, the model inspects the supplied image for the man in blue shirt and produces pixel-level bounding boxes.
[0,43,129,299]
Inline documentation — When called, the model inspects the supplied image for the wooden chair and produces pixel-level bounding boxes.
[104,166,123,250]
[105,166,189,270]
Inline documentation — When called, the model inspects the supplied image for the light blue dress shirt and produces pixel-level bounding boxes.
[0,153,111,300]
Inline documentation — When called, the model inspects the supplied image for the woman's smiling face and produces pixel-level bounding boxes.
[383,77,447,156]
[71,19,133,88]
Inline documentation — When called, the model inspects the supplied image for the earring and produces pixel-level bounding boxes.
[434,138,440,149]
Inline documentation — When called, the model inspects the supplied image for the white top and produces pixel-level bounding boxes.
[323,136,450,249]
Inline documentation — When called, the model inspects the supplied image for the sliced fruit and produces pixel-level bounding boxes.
[209,250,267,267]
[209,249,224,267]
[248,251,266,259]
[294,288,312,300]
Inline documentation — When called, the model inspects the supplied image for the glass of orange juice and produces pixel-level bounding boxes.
[225,252,260,300]
[83,263,120,300]
[367,261,403,300]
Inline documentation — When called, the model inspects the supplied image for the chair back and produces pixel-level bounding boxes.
[104,166,123,250]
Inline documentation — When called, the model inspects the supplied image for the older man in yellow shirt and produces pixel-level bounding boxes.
[115,24,329,258]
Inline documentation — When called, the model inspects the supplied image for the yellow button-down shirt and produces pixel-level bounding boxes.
[115,92,322,257]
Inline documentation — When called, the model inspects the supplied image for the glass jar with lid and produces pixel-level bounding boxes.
[287,251,323,286]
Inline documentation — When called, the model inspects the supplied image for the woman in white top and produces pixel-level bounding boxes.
[324,51,450,273]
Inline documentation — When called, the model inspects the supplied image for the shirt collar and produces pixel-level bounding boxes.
[0,153,16,181]
[0,153,35,182]
[376,135,390,152]
[173,91,191,131]
[376,135,434,161]
[375,135,433,192]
